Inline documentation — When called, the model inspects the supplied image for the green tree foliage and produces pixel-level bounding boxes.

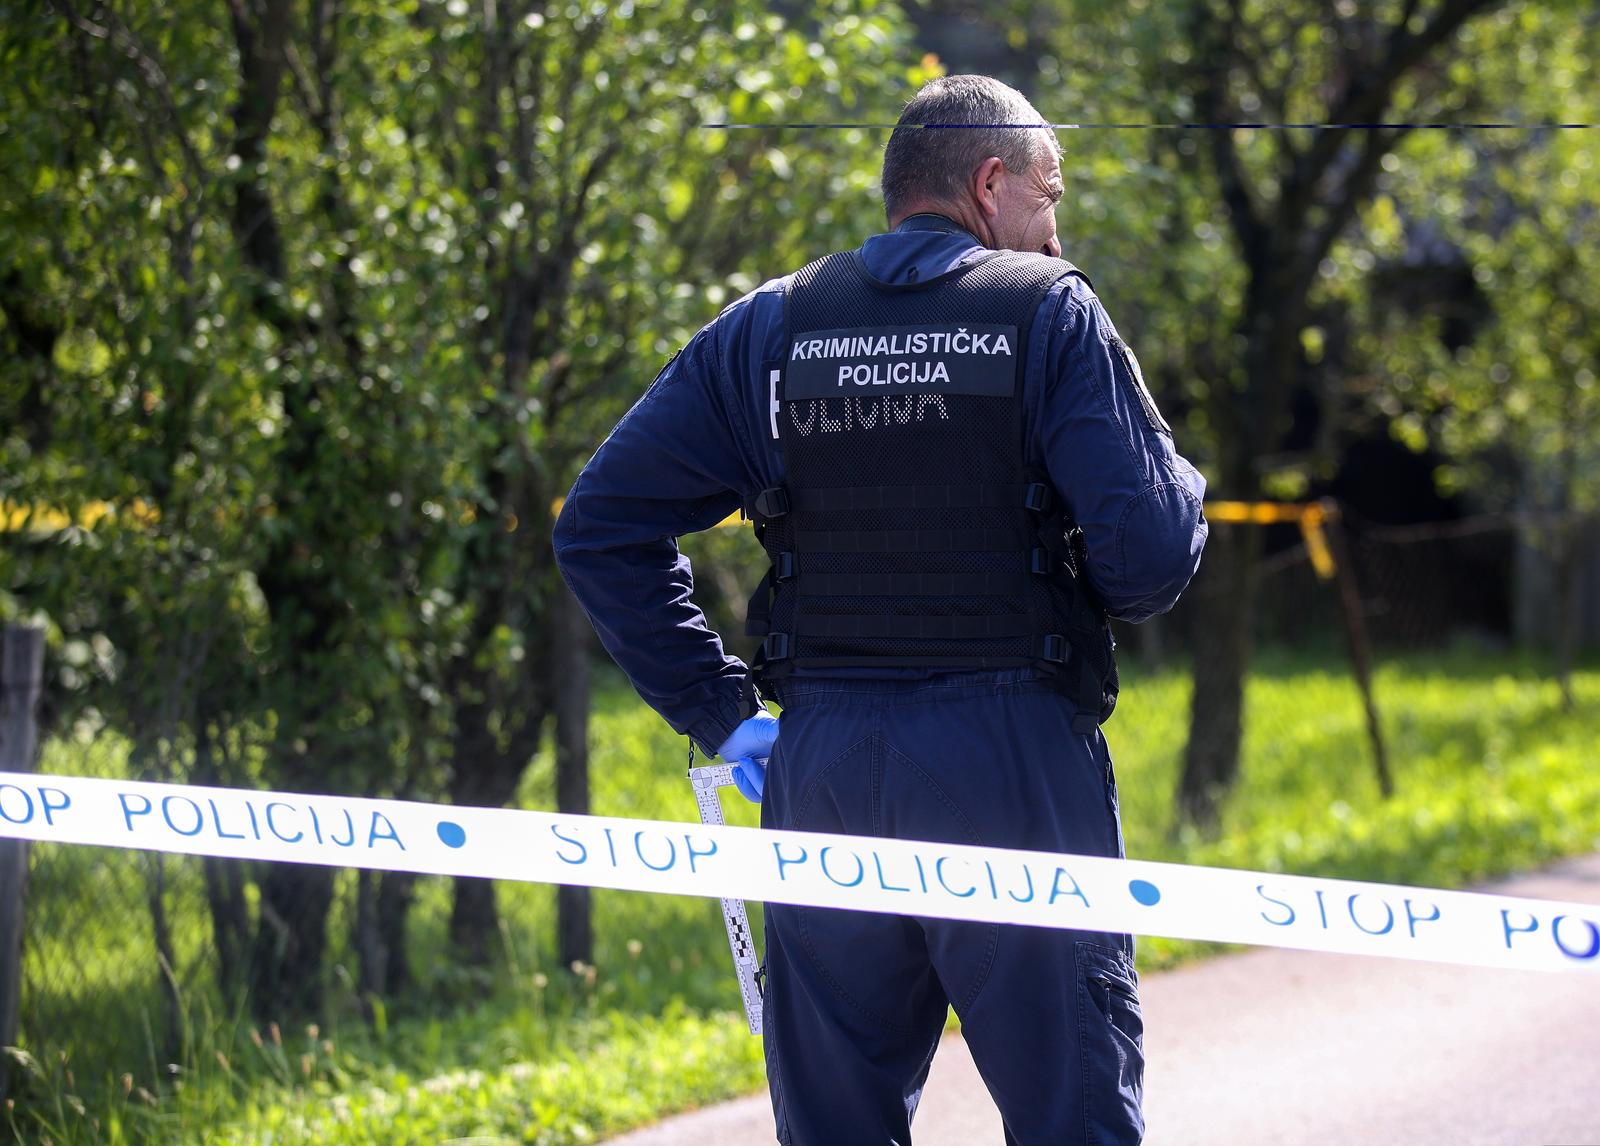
[0,0,925,1024]
[1344,5,1600,704]
[1026,0,1581,829]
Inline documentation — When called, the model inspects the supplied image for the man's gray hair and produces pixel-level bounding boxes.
[880,75,1059,224]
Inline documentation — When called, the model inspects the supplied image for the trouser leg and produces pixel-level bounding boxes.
[760,727,950,1146]
[759,682,1144,1145]
[762,901,951,1146]
[879,688,1145,1145]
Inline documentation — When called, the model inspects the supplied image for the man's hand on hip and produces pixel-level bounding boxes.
[717,711,779,803]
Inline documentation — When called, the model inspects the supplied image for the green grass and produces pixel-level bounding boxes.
[9,650,1600,1144]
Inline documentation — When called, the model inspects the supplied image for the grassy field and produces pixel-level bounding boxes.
[8,650,1600,1144]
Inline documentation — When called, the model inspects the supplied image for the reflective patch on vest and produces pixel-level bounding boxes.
[1110,335,1171,435]
[764,360,783,440]
[785,324,1019,400]
[785,393,950,437]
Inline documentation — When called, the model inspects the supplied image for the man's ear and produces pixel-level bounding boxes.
[971,156,1007,219]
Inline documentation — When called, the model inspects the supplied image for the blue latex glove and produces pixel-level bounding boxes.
[716,711,778,803]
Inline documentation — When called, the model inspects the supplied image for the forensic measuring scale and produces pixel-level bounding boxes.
[688,762,764,1034]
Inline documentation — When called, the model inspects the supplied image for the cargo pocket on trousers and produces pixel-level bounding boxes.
[762,955,794,1146]
[1076,941,1145,1146]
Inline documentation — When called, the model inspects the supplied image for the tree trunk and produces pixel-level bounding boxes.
[355,871,382,1001]
[1178,523,1263,832]
[355,871,416,1002]
[446,690,547,964]
[1554,385,1582,711]
[1555,530,1579,711]
[1324,507,1394,798]
[1175,255,1302,832]
[377,871,416,995]
[0,625,45,1103]
[146,852,184,1064]
[195,715,251,1002]
[249,862,336,1021]
[447,876,500,968]
[553,583,593,969]
[203,854,251,1003]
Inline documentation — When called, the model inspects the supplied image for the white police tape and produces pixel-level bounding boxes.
[2,770,1598,974]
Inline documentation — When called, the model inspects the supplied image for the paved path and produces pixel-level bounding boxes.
[604,855,1600,1145]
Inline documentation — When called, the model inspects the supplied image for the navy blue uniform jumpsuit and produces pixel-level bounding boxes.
[554,215,1209,1145]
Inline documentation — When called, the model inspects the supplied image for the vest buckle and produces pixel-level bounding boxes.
[1024,483,1052,513]
[753,487,790,519]
[776,551,797,581]
[763,632,792,661]
[1040,634,1068,664]
[1029,548,1053,576]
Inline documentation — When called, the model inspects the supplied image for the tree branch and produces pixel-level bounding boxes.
[56,0,208,191]
[1303,124,1413,277]
[1188,2,1269,263]
[225,0,299,334]
[1298,0,1504,196]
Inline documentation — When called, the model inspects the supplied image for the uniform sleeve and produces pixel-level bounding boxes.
[1038,287,1208,623]
[552,317,762,756]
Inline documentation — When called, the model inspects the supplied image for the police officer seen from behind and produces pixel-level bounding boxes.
[555,74,1207,1146]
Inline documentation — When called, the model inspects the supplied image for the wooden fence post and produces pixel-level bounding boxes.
[0,624,46,1100]
[553,584,594,971]
[1320,503,1395,799]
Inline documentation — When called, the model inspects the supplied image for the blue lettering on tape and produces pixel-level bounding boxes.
[39,787,70,826]
[119,792,152,831]
[1552,914,1600,961]
[774,841,808,880]
[1258,885,1295,926]
[267,802,302,844]
[551,824,587,864]
[100,789,407,854]
[1502,909,1539,948]
[327,808,356,848]
[635,830,677,872]
[821,846,865,888]
[0,784,66,825]
[1404,898,1441,938]
[1348,893,1396,937]
[208,799,246,841]
[1048,867,1090,908]
[9,771,1600,977]
[684,835,716,874]
[163,795,204,837]
[368,812,405,850]
[0,784,34,825]
[875,853,910,893]
[936,856,976,898]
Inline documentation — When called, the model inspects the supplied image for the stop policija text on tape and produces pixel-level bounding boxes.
[1,772,1596,973]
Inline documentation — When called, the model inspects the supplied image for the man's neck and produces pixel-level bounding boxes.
[891,210,983,243]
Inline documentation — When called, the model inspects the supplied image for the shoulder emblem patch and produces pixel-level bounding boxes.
[1111,336,1171,435]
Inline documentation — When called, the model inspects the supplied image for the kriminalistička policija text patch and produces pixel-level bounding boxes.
[767,323,1018,439]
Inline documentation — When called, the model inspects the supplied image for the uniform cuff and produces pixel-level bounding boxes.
[688,677,766,759]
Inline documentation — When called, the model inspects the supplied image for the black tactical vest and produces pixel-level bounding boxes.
[746,246,1119,732]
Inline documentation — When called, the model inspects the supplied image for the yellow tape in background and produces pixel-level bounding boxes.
[7,497,1338,582]
[715,499,1340,581]
[1206,500,1337,581]
[1,499,161,534]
